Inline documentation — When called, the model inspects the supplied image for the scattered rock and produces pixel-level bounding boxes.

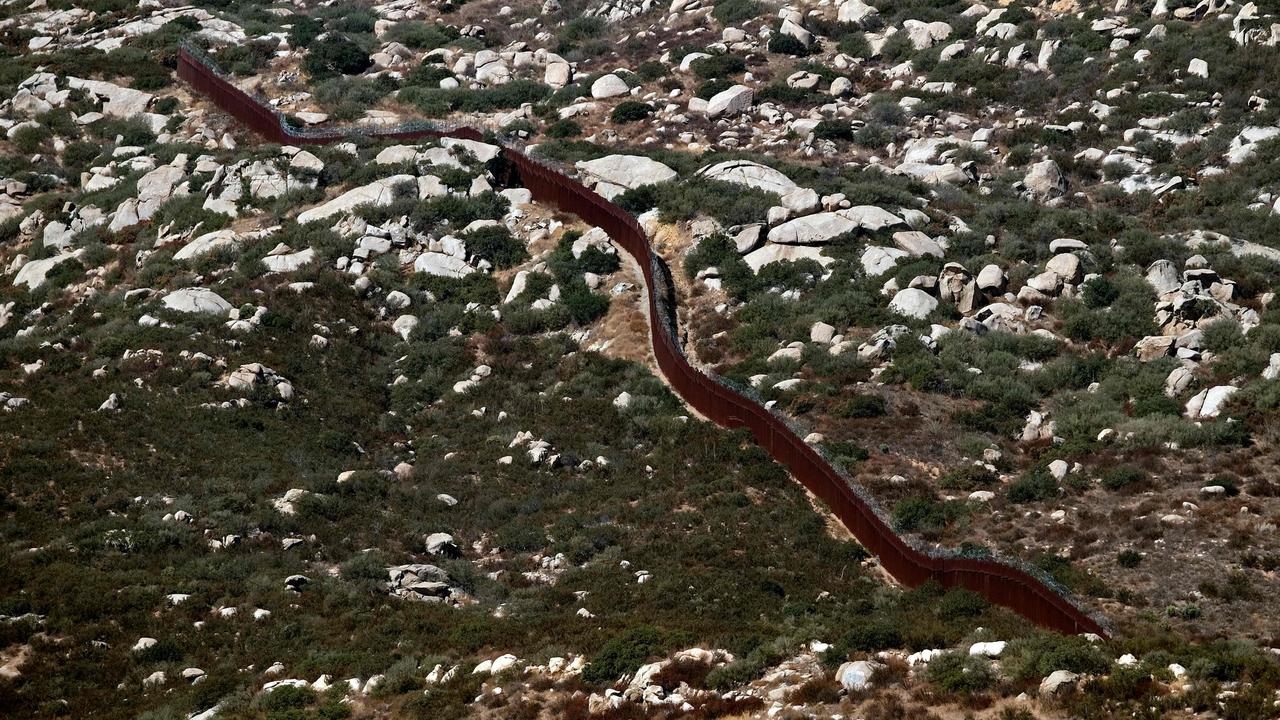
[1040,669,1079,696]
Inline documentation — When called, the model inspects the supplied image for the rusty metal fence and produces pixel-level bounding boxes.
[176,45,1109,637]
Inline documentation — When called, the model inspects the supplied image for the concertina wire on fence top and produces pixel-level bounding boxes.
[175,42,1109,637]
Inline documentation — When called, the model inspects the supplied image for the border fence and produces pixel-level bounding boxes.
[176,44,1109,637]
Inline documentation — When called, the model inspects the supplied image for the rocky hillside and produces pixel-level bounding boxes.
[3,0,1280,719]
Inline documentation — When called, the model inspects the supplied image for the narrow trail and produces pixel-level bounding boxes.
[176,42,1109,638]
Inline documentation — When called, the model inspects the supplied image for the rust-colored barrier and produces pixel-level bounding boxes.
[176,45,1108,637]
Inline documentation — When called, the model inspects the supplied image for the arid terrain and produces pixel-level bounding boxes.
[3,0,1280,718]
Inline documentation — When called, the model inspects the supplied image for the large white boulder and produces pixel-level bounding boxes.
[474,52,511,85]
[895,162,970,185]
[297,175,415,224]
[696,160,798,195]
[591,73,630,99]
[262,248,315,273]
[901,137,976,165]
[174,229,239,261]
[843,205,907,231]
[414,252,474,278]
[489,654,518,674]
[892,231,943,258]
[374,145,419,165]
[743,243,833,272]
[290,150,324,173]
[705,84,753,118]
[861,245,910,276]
[1146,259,1180,294]
[888,288,938,319]
[835,660,882,691]
[441,137,503,163]
[1024,159,1067,198]
[1045,253,1081,282]
[162,288,234,315]
[67,77,154,117]
[837,0,879,25]
[576,155,677,198]
[109,198,141,232]
[545,59,572,88]
[1184,385,1238,419]
[977,264,1005,291]
[13,250,84,290]
[42,222,73,250]
[767,207,904,245]
[1263,353,1280,381]
[1040,670,1079,696]
[768,212,857,244]
[135,164,186,219]
[903,20,952,49]
[1227,126,1280,164]
[810,321,836,343]
[392,314,418,341]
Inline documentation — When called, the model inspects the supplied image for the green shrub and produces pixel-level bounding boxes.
[691,54,746,79]
[135,638,184,663]
[1003,634,1110,682]
[1007,468,1057,503]
[925,651,995,693]
[12,125,52,153]
[768,33,810,56]
[559,17,606,49]
[214,39,278,76]
[494,518,548,551]
[92,117,157,147]
[1102,160,1134,181]
[614,178,779,227]
[405,62,455,88]
[1081,276,1119,308]
[462,226,528,269]
[695,78,735,100]
[545,119,582,138]
[637,61,668,81]
[386,21,460,50]
[891,496,967,535]
[401,81,550,117]
[936,589,989,620]
[1117,549,1143,568]
[288,16,325,47]
[153,96,180,114]
[327,5,378,33]
[152,194,232,234]
[837,32,870,57]
[1201,319,1245,353]
[313,76,394,120]
[939,465,997,491]
[1059,271,1156,343]
[257,685,316,712]
[756,82,819,105]
[583,626,667,684]
[411,192,509,231]
[813,119,854,142]
[712,0,762,24]
[1100,465,1147,491]
[610,101,653,123]
[837,393,886,418]
[62,141,102,172]
[304,36,373,78]
[828,620,902,655]
[562,285,610,325]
